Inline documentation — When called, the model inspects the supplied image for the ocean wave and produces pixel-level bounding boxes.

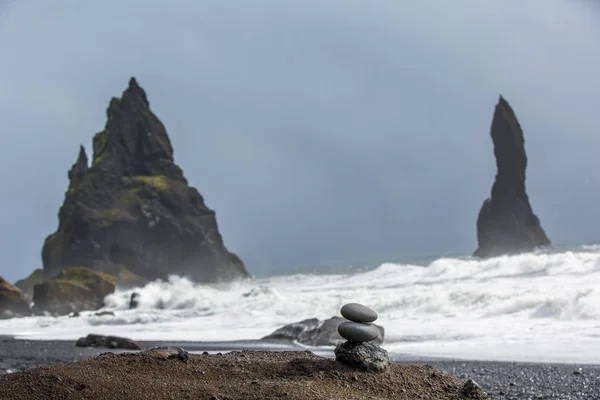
[1,246,600,362]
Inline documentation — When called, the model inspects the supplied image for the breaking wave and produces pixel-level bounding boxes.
[2,246,600,363]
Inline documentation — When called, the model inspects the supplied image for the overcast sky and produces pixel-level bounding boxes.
[0,0,599,283]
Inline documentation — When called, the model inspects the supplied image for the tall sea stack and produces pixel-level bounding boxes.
[474,96,551,258]
[41,77,250,283]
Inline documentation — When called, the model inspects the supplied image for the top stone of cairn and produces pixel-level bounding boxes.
[340,303,378,323]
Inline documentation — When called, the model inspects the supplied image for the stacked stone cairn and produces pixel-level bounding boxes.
[334,302,389,372]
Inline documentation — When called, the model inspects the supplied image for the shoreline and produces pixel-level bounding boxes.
[1,338,599,398]
[2,335,598,366]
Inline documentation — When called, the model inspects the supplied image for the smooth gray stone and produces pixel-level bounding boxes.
[340,303,378,323]
[337,321,379,343]
[334,341,389,372]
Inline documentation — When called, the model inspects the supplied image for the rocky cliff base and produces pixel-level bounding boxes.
[42,77,249,284]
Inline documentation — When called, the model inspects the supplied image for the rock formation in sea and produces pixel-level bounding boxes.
[474,95,551,258]
[40,77,250,283]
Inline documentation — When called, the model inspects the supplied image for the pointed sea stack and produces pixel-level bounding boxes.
[41,77,250,283]
[474,96,551,258]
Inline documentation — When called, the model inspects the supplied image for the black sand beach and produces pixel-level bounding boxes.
[0,338,598,399]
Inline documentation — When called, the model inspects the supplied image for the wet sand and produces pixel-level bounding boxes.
[0,338,598,399]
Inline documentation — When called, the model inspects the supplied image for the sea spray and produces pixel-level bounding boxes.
[1,246,600,363]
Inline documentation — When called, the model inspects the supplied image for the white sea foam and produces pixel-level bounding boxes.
[2,247,600,363]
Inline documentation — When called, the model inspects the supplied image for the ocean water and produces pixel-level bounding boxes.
[1,246,600,364]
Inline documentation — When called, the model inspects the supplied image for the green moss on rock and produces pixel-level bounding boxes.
[85,175,187,228]
[130,175,188,193]
[132,175,170,191]
[92,131,108,166]
[57,266,115,284]
[32,267,116,315]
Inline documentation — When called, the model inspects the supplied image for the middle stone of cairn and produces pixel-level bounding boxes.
[335,302,389,372]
